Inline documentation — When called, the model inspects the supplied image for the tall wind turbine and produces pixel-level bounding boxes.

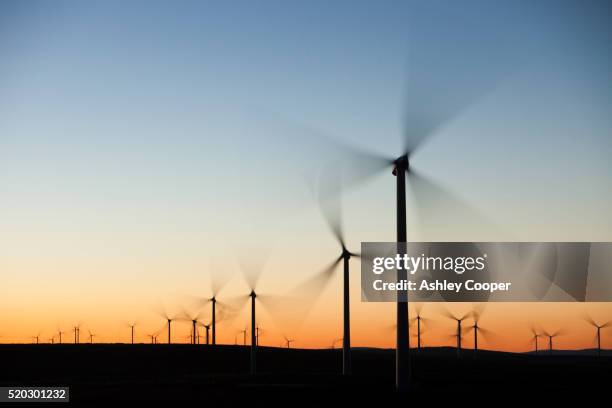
[88,330,95,344]
[280,1,526,391]
[292,168,358,376]
[57,329,64,344]
[584,315,610,357]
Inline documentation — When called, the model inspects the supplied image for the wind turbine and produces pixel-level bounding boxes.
[178,308,207,345]
[410,304,426,352]
[233,252,290,375]
[88,330,95,344]
[530,327,541,355]
[584,315,610,357]
[73,324,81,344]
[279,1,526,391]
[128,322,136,345]
[543,330,562,355]
[284,337,295,349]
[32,333,40,344]
[202,323,211,345]
[194,259,235,346]
[292,168,358,376]
[442,309,470,358]
[466,309,490,358]
[156,307,175,344]
[239,328,247,346]
[57,329,64,344]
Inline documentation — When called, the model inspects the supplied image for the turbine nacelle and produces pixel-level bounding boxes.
[392,154,409,176]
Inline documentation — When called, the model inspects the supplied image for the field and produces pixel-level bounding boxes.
[1,345,610,403]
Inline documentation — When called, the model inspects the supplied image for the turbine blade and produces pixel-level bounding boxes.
[407,169,506,240]
[439,306,458,321]
[582,313,598,328]
[289,257,342,307]
[210,256,235,298]
[401,1,533,157]
[236,247,268,291]
[273,119,393,192]
[317,163,345,249]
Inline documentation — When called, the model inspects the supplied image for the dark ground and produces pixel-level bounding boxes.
[0,344,610,404]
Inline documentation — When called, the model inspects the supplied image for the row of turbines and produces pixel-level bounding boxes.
[28,306,610,362]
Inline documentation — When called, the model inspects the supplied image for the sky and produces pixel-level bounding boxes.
[0,0,611,349]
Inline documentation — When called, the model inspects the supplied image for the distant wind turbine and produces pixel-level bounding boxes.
[543,330,563,355]
[410,304,427,352]
[128,322,137,345]
[467,308,490,358]
[284,337,295,349]
[530,326,541,355]
[73,324,81,344]
[155,306,175,344]
[178,308,207,345]
[442,309,470,358]
[584,315,611,357]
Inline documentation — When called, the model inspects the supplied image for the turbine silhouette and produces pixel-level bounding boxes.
[128,322,137,345]
[178,307,207,345]
[584,315,611,357]
[466,308,491,358]
[529,326,541,355]
[410,304,427,352]
[543,329,563,355]
[276,1,529,391]
[284,336,295,349]
[442,309,470,358]
[291,168,359,375]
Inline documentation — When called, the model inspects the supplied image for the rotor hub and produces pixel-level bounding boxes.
[392,154,409,176]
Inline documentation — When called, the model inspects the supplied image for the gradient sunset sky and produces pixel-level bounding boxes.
[1,0,612,350]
